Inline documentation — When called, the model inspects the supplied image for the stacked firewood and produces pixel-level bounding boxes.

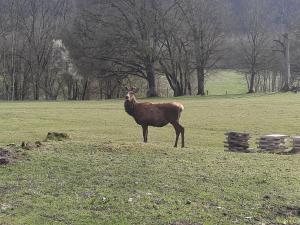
[257,134,289,152]
[291,136,300,154]
[224,132,250,152]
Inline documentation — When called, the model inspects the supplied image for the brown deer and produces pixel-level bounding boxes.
[124,88,185,148]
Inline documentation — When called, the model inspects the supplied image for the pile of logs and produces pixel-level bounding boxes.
[257,134,289,152]
[291,136,300,154]
[224,132,300,155]
[224,132,250,152]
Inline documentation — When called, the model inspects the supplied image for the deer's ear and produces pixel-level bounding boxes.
[134,88,140,93]
[125,86,130,91]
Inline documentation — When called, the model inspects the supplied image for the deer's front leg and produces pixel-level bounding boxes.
[142,125,148,143]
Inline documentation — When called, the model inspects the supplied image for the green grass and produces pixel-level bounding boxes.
[0,93,300,225]
[206,70,248,95]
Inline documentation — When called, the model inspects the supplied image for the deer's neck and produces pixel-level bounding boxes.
[124,98,137,117]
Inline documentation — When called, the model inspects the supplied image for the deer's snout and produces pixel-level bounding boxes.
[125,96,129,100]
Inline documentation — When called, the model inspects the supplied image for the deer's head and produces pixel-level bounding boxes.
[125,87,139,102]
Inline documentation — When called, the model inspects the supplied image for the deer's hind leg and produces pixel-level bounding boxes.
[171,121,184,148]
[142,125,148,143]
[180,123,185,148]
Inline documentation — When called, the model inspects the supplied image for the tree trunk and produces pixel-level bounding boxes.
[197,67,205,96]
[281,33,291,92]
[271,72,277,92]
[145,56,158,97]
[184,73,192,96]
[187,81,192,95]
[82,79,89,100]
[67,78,73,100]
[72,81,78,100]
[173,81,184,97]
[193,29,205,96]
[21,75,29,100]
[248,70,255,93]
[98,80,103,100]
[34,80,40,100]
[14,78,19,100]
[146,70,157,97]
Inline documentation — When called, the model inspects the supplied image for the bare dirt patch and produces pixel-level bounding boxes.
[276,206,300,217]
[0,141,39,165]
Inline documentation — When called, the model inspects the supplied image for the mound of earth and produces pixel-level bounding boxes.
[276,206,300,217]
[0,147,18,165]
[45,132,70,141]
[21,141,43,150]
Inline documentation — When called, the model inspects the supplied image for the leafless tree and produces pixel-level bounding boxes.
[158,5,193,96]
[70,0,166,97]
[272,0,300,91]
[235,0,272,93]
[176,0,228,95]
[2,0,300,100]
[17,0,69,100]
[0,0,71,100]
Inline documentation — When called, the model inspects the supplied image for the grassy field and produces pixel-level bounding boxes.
[0,94,300,225]
[206,70,248,95]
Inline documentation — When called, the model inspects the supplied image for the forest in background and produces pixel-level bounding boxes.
[1,0,300,100]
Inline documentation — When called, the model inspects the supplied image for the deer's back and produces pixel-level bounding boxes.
[133,102,183,127]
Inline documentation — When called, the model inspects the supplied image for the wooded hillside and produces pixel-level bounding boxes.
[1,0,300,100]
